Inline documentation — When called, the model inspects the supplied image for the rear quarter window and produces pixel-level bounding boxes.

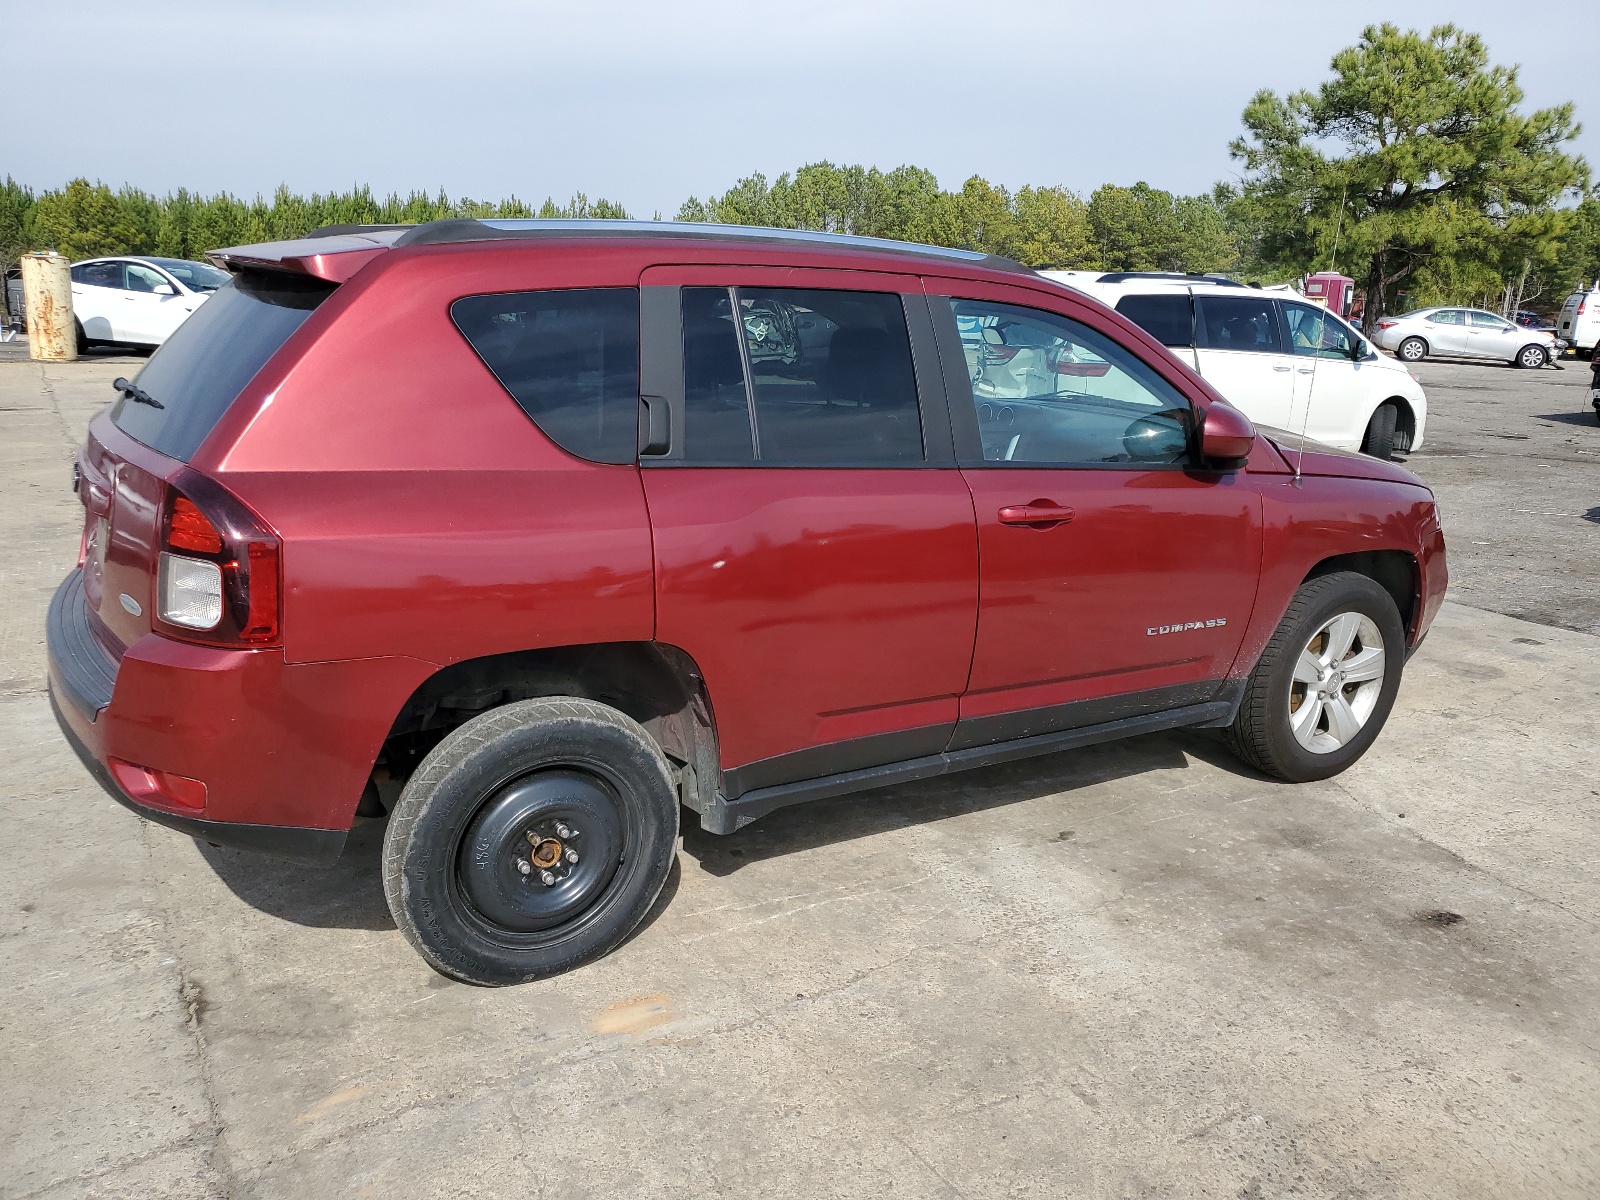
[113,271,334,461]
[1114,294,1193,347]
[451,288,640,465]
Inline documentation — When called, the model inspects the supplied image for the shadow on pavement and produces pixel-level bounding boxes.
[187,730,1269,925]
[197,816,395,930]
[681,729,1270,877]
[1535,411,1599,427]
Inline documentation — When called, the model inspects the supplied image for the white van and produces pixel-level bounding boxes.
[1041,272,1428,459]
[1557,284,1600,355]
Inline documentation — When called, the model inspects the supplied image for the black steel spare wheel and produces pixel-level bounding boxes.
[383,697,679,986]
[458,769,625,931]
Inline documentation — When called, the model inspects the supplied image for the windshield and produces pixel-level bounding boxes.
[111,271,334,461]
[146,257,231,292]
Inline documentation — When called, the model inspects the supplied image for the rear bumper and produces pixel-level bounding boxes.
[46,568,432,863]
[48,687,347,864]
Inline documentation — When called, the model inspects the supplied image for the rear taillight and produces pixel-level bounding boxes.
[1376,320,1398,330]
[154,469,281,648]
[1579,298,1588,315]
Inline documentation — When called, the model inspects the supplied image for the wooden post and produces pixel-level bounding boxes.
[20,252,77,362]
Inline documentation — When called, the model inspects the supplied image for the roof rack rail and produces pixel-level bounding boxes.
[1093,271,1245,286]
[372,218,1036,274]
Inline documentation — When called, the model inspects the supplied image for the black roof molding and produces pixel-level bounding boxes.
[294,218,1043,274]
[1094,271,1246,287]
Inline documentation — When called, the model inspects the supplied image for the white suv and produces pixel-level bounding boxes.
[1041,272,1427,459]
[1557,284,1600,356]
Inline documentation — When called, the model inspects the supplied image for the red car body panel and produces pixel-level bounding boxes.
[46,230,1448,859]
[644,466,979,770]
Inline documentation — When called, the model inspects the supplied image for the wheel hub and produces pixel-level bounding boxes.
[457,769,624,931]
[1288,611,1386,754]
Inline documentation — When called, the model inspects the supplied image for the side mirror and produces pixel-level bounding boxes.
[1123,413,1189,462]
[1349,339,1366,361]
[1201,403,1255,468]
[153,283,176,296]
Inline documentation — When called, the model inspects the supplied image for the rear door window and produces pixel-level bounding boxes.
[112,271,334,462]
[1114,293,1193,346]
[452,288,640,465]
[679,286,924,465]
[1196,295,1283,353]
[73,261,126,289]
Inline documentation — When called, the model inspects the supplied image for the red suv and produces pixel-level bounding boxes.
[48,221,1447,984]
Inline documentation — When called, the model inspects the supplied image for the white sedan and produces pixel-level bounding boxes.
[70,256,230,349]
[1372,306,1558,369]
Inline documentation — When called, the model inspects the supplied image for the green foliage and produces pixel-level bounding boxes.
[8,181,635,266]
[32,179,142,261]
[678,161,1227,271]
[1231,23,1589,321]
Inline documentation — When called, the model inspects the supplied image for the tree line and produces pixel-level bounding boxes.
[3,23,1597,326]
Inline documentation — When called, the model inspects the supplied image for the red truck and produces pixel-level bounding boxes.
[47,221,1447,984]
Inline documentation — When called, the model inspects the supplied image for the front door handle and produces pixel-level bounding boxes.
[1272,364,1292,372]
[998,501,1075,528]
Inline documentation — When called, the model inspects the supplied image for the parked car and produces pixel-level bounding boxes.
[1512,309,1555,331]
[47,221,1448,985]
[1042,272,1427,460]
[4,266,22,331]
[1373,306,1559,369]
[69,256,229,349]
[1557,284,1600,357]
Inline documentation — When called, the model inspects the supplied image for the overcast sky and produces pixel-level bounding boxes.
[8,1,1594,216]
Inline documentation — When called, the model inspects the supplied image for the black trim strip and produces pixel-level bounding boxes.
[949,681,1220,751]
[723,720,954,799]
[49,687,347,866]
[698,698,1234,834]
[46,569,118,721]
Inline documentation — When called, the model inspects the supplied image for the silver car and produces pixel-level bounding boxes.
[1372,306,1558,369]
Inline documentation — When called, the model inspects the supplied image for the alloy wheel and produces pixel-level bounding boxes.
[1288,611,1387,754]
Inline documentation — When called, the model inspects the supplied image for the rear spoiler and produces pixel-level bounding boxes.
[206,227,407,283]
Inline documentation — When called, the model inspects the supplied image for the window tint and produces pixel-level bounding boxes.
[1196,295,1282,353]
[1114,293,1193,346]
[681,286,755,462]
[125,264,169,293]
[1468,310,1510,329]
[148,257,230,292]
[679,287,924,465]
[1282,301,1360,359]
[941,298,1191,466]
[112,272,333,462]
[73,261,125,289]
[1428,309,1464,325]
[452,288,640,465]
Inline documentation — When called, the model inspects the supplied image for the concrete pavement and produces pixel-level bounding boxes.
[1,358,1596,1199]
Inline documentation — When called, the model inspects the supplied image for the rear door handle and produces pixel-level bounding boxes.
[998,501,1075,528]
[1272,364,1292,372]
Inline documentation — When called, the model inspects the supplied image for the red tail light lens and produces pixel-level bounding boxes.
[1376,320,1398,330]
[168,496,224,553]
[155,469,282,648]
[1579,298,1588,315]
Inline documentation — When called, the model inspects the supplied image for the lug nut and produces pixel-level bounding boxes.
[564,848,579,864]
[540,870,556,886]
[556,823,573,838]
[515,858,531,875]
[526,830,539,845]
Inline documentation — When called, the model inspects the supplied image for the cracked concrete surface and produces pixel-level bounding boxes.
[1,356,1596,1198]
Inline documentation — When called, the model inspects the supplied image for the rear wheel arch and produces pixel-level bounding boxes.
[377,642,721,822]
